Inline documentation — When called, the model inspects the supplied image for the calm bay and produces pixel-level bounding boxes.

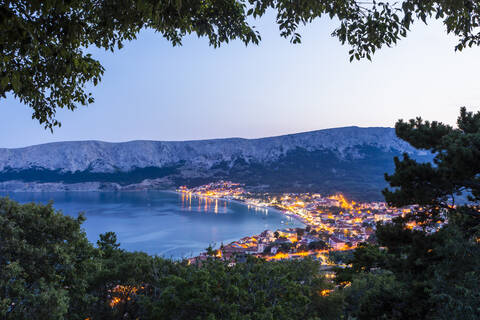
[0,191,303,259]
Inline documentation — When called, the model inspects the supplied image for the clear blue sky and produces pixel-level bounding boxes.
[1,16,480,148]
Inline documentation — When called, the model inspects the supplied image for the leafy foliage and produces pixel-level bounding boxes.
[384,106,480,224]
[0,197,342,319]
[0,197,96,319]
[3,1,480,128]
[137,257,341,320]
[338,108,480,319]
[0,0,258,129]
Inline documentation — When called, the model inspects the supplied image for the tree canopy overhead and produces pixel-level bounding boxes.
[2,0,480,129]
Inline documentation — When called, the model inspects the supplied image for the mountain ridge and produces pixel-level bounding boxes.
[0,126,421,172]
[0,126,430,200]
[1,126,389,149]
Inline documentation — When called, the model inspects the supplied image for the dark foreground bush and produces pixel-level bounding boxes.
[0,197,342,320]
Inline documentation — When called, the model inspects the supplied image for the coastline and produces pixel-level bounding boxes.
[0,178,176,192]
[174,189,306,228]
[2,190,302,259]
[0,187,306,229]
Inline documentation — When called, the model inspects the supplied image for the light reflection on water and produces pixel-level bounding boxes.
[180,192,230,214]
[0,191,303,259]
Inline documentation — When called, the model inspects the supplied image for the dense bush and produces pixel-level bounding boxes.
[0,197,341,320]
[337,108,480,319]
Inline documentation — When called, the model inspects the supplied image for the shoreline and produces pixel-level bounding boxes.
[0,187,303,226]
[0,186,178,193]
[0,188,307,229]
[2,189,303,260]
[174,190,306,227]
[2,188,309,260]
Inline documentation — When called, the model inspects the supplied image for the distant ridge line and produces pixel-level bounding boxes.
[0,126,394,150]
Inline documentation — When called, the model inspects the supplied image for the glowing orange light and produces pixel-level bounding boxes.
[320,289,332,296]
[329,194,354,210]
[109,285,142,308]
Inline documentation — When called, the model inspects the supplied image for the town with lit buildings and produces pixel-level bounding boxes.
[178,181,418,265]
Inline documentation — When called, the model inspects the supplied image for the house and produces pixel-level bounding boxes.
[329,236,346,250]
[257,243,266,254]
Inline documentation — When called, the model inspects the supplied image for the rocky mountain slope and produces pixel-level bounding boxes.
[0,127,431,200]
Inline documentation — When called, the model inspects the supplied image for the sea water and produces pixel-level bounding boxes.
[0,191,303,259]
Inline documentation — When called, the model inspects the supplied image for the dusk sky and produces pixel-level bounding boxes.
[2,16,480,148]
